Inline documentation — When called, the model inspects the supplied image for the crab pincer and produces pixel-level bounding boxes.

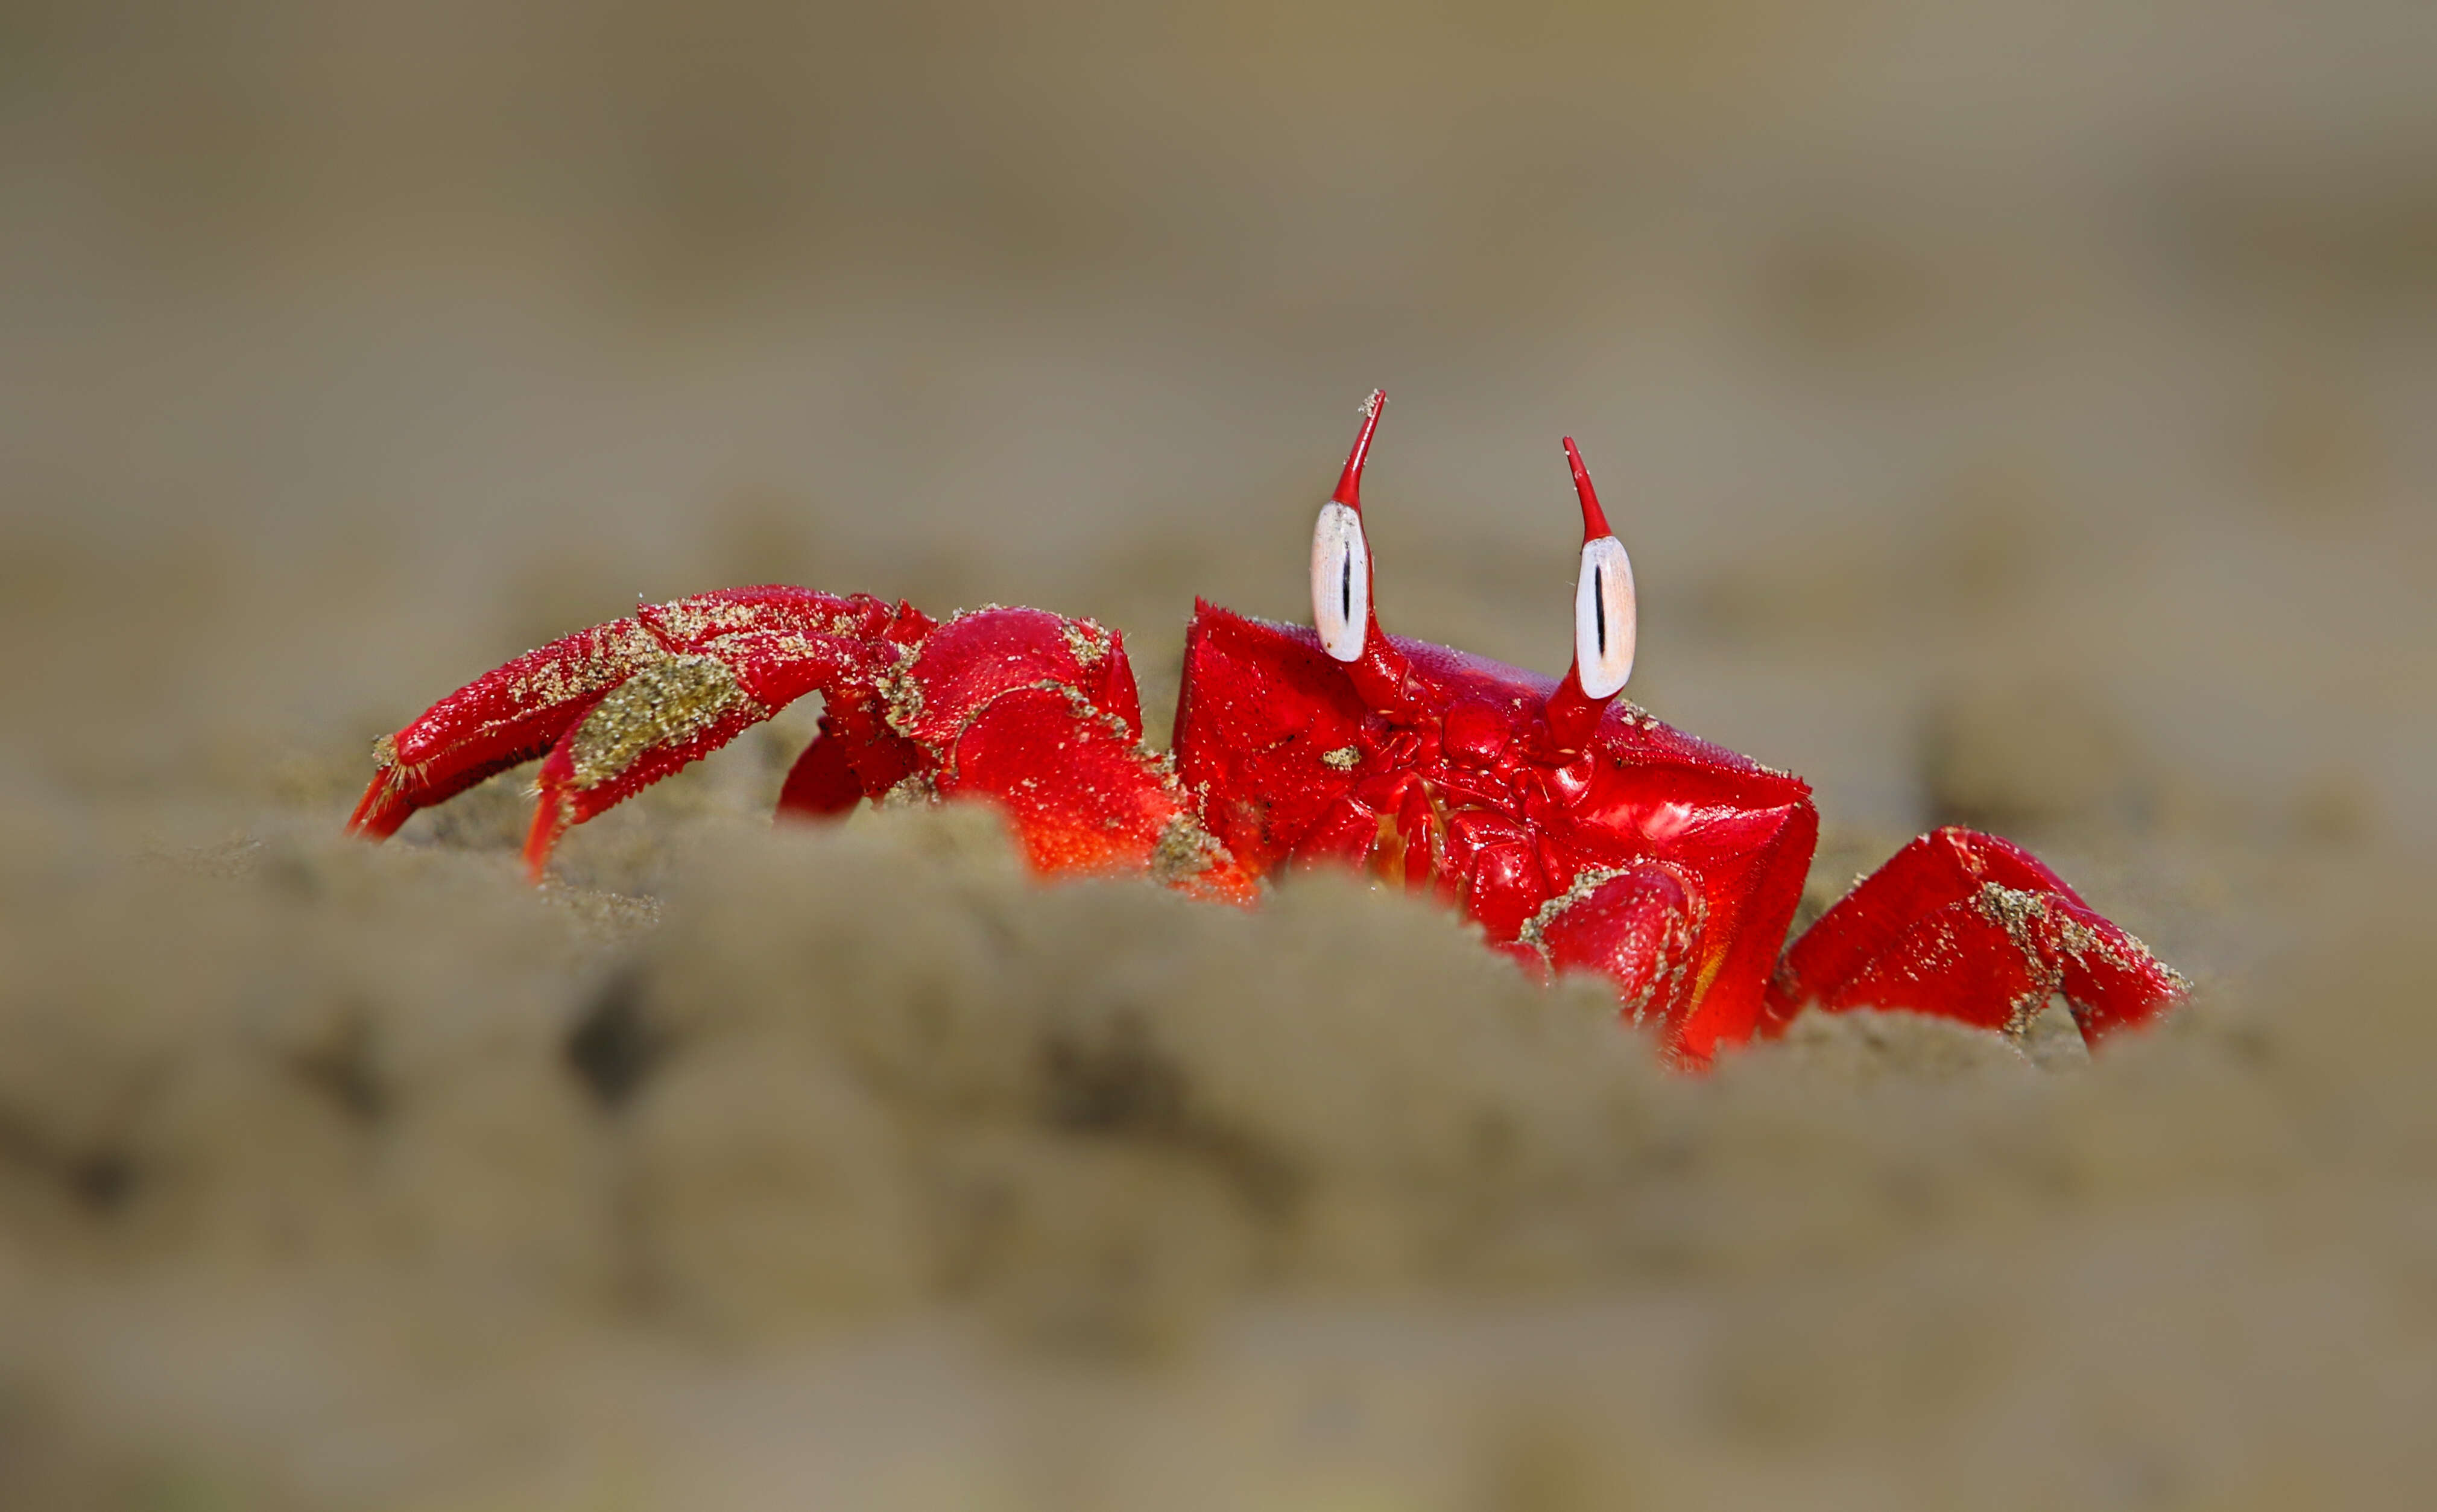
[350,587,1251,899]
[350,587,923,875]
[1762,827,2190,1045]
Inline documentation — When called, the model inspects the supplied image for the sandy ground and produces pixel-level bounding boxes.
[4,5,2436,1508]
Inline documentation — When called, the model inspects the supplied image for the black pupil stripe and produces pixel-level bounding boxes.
[1593,565,1606,653]
[1340,553,1352,621]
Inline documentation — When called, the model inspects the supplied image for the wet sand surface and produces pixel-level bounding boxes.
[4,6,2435,1507]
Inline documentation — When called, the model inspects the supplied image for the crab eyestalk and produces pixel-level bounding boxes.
[1310,390,1382,661]
[1544,437,1637,751]
[1310,390,1423,717]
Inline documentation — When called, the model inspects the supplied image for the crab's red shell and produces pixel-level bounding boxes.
[349,394,2187,1068]
[1175,607,1815,1062]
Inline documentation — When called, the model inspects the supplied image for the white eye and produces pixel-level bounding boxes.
[1311,500,1370,662]
[1574,534,1636,698]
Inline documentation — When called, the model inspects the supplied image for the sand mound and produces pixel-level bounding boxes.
[2,788,2426,1508]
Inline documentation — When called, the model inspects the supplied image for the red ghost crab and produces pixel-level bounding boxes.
[350,393,2188,1068]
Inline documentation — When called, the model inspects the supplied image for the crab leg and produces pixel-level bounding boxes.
[1762,826,2190,1047]
[349,587,925,870]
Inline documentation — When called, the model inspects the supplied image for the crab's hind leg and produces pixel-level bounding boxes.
[1763,826,2189,1049]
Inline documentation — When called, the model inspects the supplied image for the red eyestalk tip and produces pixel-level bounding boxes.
[1332,390,1387,510]
[1562,437,1613,542]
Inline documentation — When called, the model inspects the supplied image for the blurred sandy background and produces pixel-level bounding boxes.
[2,2,2433,1508]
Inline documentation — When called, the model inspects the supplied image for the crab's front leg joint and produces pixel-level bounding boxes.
[1522,864,1708,1041]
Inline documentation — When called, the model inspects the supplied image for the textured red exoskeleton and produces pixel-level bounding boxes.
[350,393,2187,1067]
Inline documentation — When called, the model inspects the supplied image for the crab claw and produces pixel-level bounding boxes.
[349,586,928,877]
[1764,827,2191,1048]
[351,589,1253,900]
